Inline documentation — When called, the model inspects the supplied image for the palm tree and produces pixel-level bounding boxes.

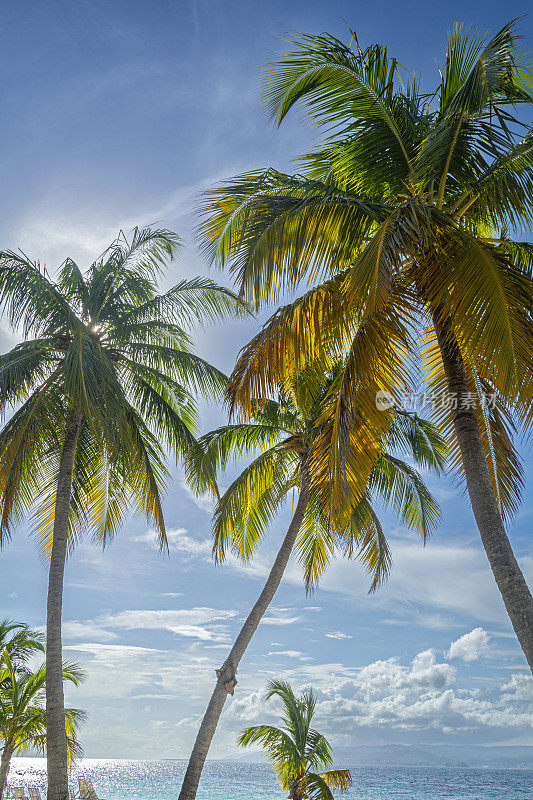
[0,650,84,800]
[178,367,446,800]
[199,21,533,668]
[0,227,243,800]
[239,679,351,800]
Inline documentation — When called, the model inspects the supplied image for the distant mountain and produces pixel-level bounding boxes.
[227,744,533,770]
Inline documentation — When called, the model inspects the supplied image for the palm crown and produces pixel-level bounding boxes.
[0,226,242,550]
[238,679,352,800]
[199,20,532,518]
[189,366,446,590]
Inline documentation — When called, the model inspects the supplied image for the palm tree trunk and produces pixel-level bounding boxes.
[178,473,312,800]
[0,743,14,800]
[46,409,82,800]
[433,311,533,670]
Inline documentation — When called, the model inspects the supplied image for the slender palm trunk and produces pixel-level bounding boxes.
[433,311,533,670]
[0,743,14,800]
[46,409,82,800]
[178,474,312,800]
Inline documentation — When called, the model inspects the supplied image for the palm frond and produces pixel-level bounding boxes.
[262,32,413,170]
[371,452,441,538]
[212,447,296,562]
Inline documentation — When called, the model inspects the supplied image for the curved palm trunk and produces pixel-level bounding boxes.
[433,311,533,671]
[178,475,312,800]
[0,743,14,800]
[46,409,82,800]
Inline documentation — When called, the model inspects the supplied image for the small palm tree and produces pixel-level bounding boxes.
[239,679,351,800]
[178,367,445,800]
[0,226,243,800]
[0,650,84,800]
[199,21,533,667]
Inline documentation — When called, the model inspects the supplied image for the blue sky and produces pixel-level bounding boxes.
[0,0,532,759]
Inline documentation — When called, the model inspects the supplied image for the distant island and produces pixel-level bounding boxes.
[227,744,533,770]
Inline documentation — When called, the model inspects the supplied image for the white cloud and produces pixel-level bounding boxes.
[304,541,533,627]
[9,176,222,269]
[179,478,216,514]
[220,530,533,631]
[137,528,212,556]
[261,607,301,626]
[101,607,237,642]
[267,650,313,661]
[62,606,239,648]
[222,647,533,745]
[62,621,117,642]
[325,632,353,640]
[446,628,490,662]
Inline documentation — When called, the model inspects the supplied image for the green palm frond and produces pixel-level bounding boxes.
[262,32,413,168]
[336,494,391,592]
[88,227,180,322]
[212,446,296,563]
[371,452,441,538]
[295,490,336,592]
[304,729,334,772]
[116,276,248,328]
[0,340,57,410]
[237,724,301,790]
[417,20,531,203]
[0,252,83,337]
[185,422,283,495]
[200,169,387,307]
[309,769,353,798]
[385,410,447,472]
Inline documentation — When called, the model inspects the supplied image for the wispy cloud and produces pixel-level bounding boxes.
[136,527,212,556]
[267,650,313,661]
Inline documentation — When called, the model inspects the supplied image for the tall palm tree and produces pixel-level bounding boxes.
[0,227,243,800]
[178,368,446,800]
[199,21,533,668]
[238,679,352,800]
[0,650,84,800]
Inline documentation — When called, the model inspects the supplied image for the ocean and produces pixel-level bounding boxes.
[8,758,532,800]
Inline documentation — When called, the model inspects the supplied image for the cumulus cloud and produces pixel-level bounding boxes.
[445,628,490,662]
[223,648,533,745]
[63,632,533,758]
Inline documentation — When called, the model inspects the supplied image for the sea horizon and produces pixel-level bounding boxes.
[6,757,532,800]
